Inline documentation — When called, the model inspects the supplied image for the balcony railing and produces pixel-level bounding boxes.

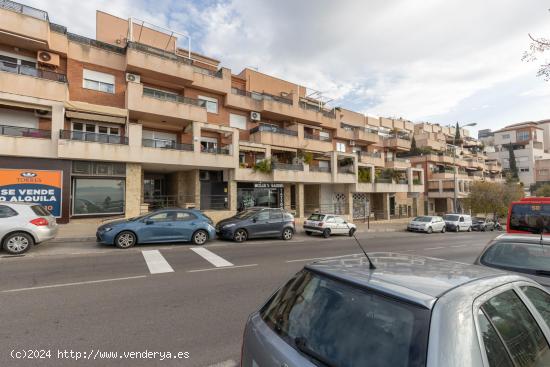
[250,124,298,136]
[298,101,336,118]
[358,151,382,158]
[59,130,128,145]
[142,138,193,151]
[273,163,304,171]
[201,146,230,155]
[231,88,293,105]
[304,132,330,141]
[309,165,331,173]
[0,61,67,82]
[68,33,125,54]
[338,166,355,174]
[142,87,206,107]
[386,157,410,163]
[0,0,48,20]
[0,124,50,138]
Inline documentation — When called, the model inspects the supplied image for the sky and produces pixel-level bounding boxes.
[25,0,550,135]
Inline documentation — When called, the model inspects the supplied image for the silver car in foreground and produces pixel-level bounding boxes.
[242,253,550,367]
[0,202,58,254]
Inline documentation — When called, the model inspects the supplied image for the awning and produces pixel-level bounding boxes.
[239,145,266,153]
[65,101,127,124]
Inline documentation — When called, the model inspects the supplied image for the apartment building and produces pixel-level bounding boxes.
[1,1,495,223]
[400,123,503,214]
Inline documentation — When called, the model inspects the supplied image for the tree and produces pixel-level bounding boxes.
[465,181,523,218]
[507,143,519,182]
[523,30,550,80]
[411,135,417,152]
[454,122,461,145]
[536,183,550,197]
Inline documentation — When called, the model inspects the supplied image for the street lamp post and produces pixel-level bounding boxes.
[452,122,476,213]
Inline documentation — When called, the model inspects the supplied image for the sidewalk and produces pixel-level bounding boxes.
[52,216,409,243]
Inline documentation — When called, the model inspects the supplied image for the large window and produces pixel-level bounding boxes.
[198,95,218,113]
[229,113,247,130]
[517,131,530,141]
[73,178,125,215]
[336,142,346,152]
[83,69,115,94]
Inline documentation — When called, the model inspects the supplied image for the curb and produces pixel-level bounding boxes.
[49,237,96,243]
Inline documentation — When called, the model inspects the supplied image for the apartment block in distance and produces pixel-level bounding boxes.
[0,1,493,223]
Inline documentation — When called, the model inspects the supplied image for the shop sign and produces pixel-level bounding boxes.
[254,183,284,188]
[0,169,63,217]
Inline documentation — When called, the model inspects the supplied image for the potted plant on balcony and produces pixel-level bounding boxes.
[253,158,272,174]
[296,149,314,165]
[358,168,372,183]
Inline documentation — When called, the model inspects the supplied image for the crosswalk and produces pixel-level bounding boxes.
[141,246,238,274]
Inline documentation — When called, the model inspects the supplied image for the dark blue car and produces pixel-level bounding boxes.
[96,209,216,249]
[216,207,295,242]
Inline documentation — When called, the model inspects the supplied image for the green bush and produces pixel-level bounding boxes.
[252,158,272,173]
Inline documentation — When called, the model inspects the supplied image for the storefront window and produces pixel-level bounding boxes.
[73,178,125,215]
[237,183,284,211]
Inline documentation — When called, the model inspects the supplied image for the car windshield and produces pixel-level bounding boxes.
[473,217,485,222]
[509,203,550,234]
[234,209,261,219]
[481,241,550,274]
[31,205,51,216]
[413,216,432,222]
[308,214,325,221]
[260,270,430,367]
[444,215,460,221]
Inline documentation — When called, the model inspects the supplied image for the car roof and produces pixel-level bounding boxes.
[306,252,508,309]
[492,233,550,245]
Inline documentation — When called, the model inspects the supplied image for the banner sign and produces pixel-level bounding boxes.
[0,169,63,217]
[254,183,284,188]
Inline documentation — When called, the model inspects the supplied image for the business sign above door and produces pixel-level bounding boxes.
[0,169,63,217]
[254,183,284,188]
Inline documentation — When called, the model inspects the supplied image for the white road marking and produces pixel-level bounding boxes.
[191,247,234,267]
[450,244,468,248]
[286,253,362,263]
[423,246,446,250]
[142,250,175,274]
[205,359,238,367]
[1,275,146,293]
[187,264,257,273]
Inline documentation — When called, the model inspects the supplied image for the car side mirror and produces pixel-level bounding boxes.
[252,218,257,223]
[145,219,154,225]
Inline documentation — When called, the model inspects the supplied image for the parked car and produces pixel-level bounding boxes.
[443,213,472,232]
[471,217,495,231]
[303,213,357,238]
[0,202,58,255]
[216,207,294,242]
[241,252,550,367]
[407,215,446,233]
[96,208,215,248]
[475,234,550,288]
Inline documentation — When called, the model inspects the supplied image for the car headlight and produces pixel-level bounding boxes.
[223,223,236,229]
[103,227,113,232]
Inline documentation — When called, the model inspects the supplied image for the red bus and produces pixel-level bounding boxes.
[507,197,550,235]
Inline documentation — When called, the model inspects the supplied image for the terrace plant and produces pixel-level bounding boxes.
[358,168,372,183]
[252,158,272,174]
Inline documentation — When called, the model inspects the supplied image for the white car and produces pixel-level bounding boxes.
[407,215,446,233]
[303,213,357,238]
[444,213,473,232]
[0,202,58,254]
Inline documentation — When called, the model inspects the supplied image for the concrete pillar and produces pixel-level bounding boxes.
[370,166,375,184]
[346,184,354,217]
[50,103,64,144]
[192,121,201,152]
[382,193,391,220]
[231,128,239,157]
[127,123,142,148]
[283,183,292,211]
[297,123,304,143]
[125,163,142,218]
[296,183,304,218]
[331,151,338,182]
[265,145,272,159]
[228,169,237,211]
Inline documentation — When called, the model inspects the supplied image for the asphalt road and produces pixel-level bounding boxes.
[0,230,500,367]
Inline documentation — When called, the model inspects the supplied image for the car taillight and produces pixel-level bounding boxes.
[318,222,324,227]
[30,218,49,226]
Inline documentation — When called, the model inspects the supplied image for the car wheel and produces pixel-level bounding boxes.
[456,226,460,232]
[426,227,433,234]
[282,228,293,240]
[322,229,331,238]
[481,226,486,232]
[115,231,136,249]
[305,231,312,236]
[2,232,33,255]
[348,228,356,237]
[441,226,446,233]
[490,227,494,231]
[192,230,209,245]
[468,226,472,232]
[233,229,247,243]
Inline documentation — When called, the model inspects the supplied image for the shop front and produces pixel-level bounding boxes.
[237,182,285,211]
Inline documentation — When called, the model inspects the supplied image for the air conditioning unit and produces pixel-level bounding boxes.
[34,109,52,118]
[126,73,140,83]
[349,141,356,146]
[37,51,60,67]
[250,111,261,121]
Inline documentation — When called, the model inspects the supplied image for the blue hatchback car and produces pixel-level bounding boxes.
[96,209,216,248]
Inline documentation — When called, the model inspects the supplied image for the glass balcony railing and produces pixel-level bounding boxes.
[142,87,206,107]
[0,124,50,138]
[231,88,293,105]
[250,124,298,137]
[142,138,193,151]
[309,165,331,173]
[201,146,231,155]
[273,163,304,171]
[0,0,48,20]
[0,61,67,82]
[298,101,336,118]
[59,130,128,145]
[304,132,330,141]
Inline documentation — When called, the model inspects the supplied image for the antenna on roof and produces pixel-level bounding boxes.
[345,222,376,269]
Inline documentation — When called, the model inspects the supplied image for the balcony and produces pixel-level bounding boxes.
[303,132,333,151]
[58,130,131,161]
[0,63,67,101]
[354,128,380,144]
[358,152,384,167]
[249,124,299,149]
[383,135,412,151]
[385,157,410,170]
[226,89,263,110]
[59,130,128,145]
[0,1,50,48]
[126,83,207,123]
[0,124,56,158]
[142,138,193,151]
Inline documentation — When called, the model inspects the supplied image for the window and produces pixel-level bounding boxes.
[538,169,549,176]
[255,210,270,221]
[229,113,247,130]
[502,133,511,140]
[31,205,51,216]
[0,205,18,218]
[517,131,530,141]
[520,286,550,327]
[336,142,346,152]
[148,212,172,222]
[477,309,514,367]
[198,95,218,113]
[334,216,345,224]
[83,69,115,94]
[175,211,195,221]
[269,209,282,221]
[260,270,430,367]
[142,87,178,102]
[200,137,218,152]
[520,167,530,172]
[72,178,124,215]
[319,131,330,141]
[480,290,550,366]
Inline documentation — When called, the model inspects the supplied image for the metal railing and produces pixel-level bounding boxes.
[201,146,231,155]
[68,33,125,54]
[192,65,223,78]
[231,88,293,105]
[298,101,336,118]
[0,124,50,138]
[337,166,355,174]
[387,133,411,141]
[309,165,331,173]
[0,61,67,82]
[0,0,48,20]
[49,23,67,34]
[386,157,410,163]
[272,162,304,171]
[144,195,178,211]
[142,138,193,151]
[304,132,331,141]
[359,151,382,158]
[59,130,129,145]
[249,124,298,136]
[142,87,206,107]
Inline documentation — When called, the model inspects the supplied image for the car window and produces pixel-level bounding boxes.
[260,270,430,367]
[31,205,51,216]
[520,286,550,328]
[459,217,465,222]
[175,212,195,221]
[480,241,550,274]
[334,217,345,224]
[308,214,325,221]
[0,205,18,218]
[477,309,514,367]
[480,289,550,366]
[444,214,459,221]
[255,211,269,221]
[509,203,550,234]
[148,212,173,222]
[269,210,283,221]
[325,216,335,223]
